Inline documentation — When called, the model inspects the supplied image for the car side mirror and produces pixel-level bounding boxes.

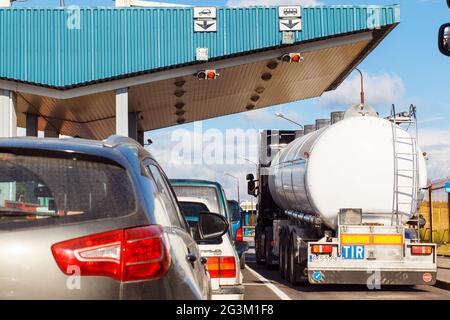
[438,23,450,57]
[198,212,229,240]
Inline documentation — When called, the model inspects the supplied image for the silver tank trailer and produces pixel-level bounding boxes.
[267,105,428,230]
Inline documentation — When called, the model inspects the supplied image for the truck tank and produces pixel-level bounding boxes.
[268,105,427,230]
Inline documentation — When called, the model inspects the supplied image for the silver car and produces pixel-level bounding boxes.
[0,136,227,300]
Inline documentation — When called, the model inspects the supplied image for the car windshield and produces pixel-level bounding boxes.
[172,185,223,216]
[0,153,136,229]
[227,201,241,222]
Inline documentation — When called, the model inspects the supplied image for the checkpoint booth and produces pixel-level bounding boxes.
[0,1,401,142]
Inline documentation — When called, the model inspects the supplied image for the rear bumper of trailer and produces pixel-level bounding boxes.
[307,268,437,285]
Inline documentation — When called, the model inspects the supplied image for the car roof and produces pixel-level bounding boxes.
[170,179,224,189]
[0,136,154,167]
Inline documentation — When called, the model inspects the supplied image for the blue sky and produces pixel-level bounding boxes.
[13,0,450,201]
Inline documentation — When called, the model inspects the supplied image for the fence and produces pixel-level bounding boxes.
[419,179,450,254]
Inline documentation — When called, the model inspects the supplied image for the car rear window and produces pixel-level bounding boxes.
[0,153,136,229]
[227,201,241,222]
[172,185,223,216]
[179,201,210,226]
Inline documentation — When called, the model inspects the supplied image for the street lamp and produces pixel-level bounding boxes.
[275,113,304,129]
[225,173,240,205]
[239,156,258,173]
[354,68,365,105]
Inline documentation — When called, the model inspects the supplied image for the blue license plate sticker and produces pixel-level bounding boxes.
[312,271,323,282]
[342,245,365,259]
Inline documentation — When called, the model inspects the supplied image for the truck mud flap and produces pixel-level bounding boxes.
[308,270,437,286]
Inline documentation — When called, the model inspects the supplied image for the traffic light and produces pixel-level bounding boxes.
[281,53,303,63]
[196,69,220,80]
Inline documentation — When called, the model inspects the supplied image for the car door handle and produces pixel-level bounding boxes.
[186,253,198,263]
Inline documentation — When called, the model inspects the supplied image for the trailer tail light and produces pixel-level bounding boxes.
[311,244,333,254]
[206,256,236,278]
[411,245,433,255]
[236,227,243,242]
[51,226,171,282]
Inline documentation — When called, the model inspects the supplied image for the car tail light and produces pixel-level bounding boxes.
[311,244,333,254]
[206,256,236,279]
[206,257,220,278]
[235,227,243,242]
[51,225,171,282]
[411,245,433,255]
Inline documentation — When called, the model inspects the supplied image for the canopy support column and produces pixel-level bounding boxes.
[115,88,129,137]
[0,89,17,138]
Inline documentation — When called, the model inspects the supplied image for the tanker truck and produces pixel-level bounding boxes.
[246,104,437,286]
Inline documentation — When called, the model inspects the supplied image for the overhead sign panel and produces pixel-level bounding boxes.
[194,19,217,32]
[279,6,302,32]
[279,18,302,32]
[279,6,302,18]
[194,7,217,33]
[194,7,217,19]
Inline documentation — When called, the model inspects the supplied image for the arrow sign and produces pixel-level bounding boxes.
[280,18,302,31]
[194,19,217,32]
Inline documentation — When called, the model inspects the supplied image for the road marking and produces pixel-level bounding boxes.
[245,265,292,300]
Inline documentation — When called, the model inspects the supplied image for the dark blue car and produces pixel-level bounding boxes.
[227,200,249,269]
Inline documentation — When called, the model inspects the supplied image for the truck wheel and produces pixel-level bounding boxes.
[265,227,277,270]
[279,231,286,278]
[288,235,300,286]
[283,232,290,280]
[285,238,292,283]
[240,254,246,269]
[255,231,265,265]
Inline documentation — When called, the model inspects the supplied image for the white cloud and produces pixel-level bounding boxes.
[146,126,260,202]
[419,128,450,181]
[318,72,406,110]
[148,124,450,202]
[227,0,320,6]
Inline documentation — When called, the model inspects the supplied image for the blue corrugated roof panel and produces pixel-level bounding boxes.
[0,5,400,88]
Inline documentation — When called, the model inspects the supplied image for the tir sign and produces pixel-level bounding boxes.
[342,245,365,260]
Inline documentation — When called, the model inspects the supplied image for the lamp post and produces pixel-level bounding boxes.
[354,68,365,105]
[225,173,240,205]
[239,156,258,174]
[275,113,304,129]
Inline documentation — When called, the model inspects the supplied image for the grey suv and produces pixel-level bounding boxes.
[0,136,227,300]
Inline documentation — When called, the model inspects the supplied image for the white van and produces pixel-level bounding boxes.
[170,179,244,300]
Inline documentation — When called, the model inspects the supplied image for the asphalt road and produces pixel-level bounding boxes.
[242,240,450,300]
